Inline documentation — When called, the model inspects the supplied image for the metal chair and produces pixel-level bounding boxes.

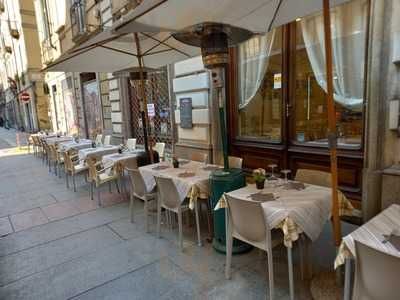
[127,168,156,232]
[48,144,64,176]
[295,169,332,187]
[126,138,137,151]
[353,240,400,300]
[154,176,202,251]
[62,151,88,192]
[103,135,112,146]
[86,157,121,206]
[224,193,289,300]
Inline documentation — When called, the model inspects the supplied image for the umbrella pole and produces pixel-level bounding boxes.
[134,33,154,164]
[322,0,341,247]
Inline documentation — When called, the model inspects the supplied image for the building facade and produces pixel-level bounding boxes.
[0,0,50,131]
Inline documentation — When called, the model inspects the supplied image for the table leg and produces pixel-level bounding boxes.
[287,246,294,300]
[344,258,352,300]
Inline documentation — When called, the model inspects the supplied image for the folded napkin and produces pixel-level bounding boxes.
[283,181,306,191]
[178,172,196,178]
[152,165,170,171]
[383,234,400,251]
[248,192,275,202]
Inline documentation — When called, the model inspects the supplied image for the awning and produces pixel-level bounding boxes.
[113,0,351,34]
[44,30,200,73]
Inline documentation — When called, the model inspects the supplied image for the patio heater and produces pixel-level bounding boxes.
[112,67,159,166]
[173,23,253,253]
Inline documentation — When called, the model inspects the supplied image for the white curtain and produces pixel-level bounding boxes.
[238,30,275,110]
[300,0,367,112]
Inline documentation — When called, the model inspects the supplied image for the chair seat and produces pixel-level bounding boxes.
[98,172,118,184]
[73,164,88,173]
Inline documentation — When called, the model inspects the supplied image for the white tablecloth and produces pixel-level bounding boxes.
[223,180,333,247]
[44,136,73,145]
[59,139,92,152]
[139,160,219,208]
[102,150,145,172]
[335,204,400,268]
[78,145,119,161]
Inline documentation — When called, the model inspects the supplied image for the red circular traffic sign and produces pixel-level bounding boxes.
[20,92,30,102]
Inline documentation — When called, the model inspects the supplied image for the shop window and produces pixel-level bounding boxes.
[293,0,367,148]
[237,27,283,142]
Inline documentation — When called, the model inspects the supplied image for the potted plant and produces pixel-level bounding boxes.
[253,168,266,190]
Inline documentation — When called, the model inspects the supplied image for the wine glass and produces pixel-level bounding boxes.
[281,169,291,182]
[268,164,278,179]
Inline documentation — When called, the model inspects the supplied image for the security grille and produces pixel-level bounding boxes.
[129,66,173,150]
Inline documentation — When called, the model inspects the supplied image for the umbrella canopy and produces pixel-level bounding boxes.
[113,0,351,34]
[44,30,200,72]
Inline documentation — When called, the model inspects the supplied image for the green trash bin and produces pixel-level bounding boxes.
[209,168,253,254]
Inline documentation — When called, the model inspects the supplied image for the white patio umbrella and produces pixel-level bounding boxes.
[112,0,348,249]
[44,30,200,162]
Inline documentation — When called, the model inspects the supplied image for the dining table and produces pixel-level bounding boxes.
[45,136,73,145]
[78,145,119,161]
[58,139,93,152]
[335,204,400,300]
[102,149,146,173]
[139,160,222,209]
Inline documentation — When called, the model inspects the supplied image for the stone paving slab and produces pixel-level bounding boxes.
[0,202,130,257]
[0,235,170,300]
[9,208,49,232]
[72,257,205,300]
[0,217,13,237]
[0,226,122,286]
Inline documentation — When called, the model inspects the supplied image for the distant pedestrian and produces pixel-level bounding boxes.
[0,116,3,127]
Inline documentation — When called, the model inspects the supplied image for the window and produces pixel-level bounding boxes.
[237,27,283,142]
[293,0,367,148]
[70,0,86,40]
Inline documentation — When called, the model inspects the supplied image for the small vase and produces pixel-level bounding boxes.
[173,159,179,168]
[255,180,265,190]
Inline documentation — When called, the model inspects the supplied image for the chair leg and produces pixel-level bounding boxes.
[73,174,76,192]
[194,200,202,247]
[97,187,101,206]
[178,210,183,251]
[205,199,213,242]
[90,182,94,200]
[144,199,149,232]
[115,180,120,194]
[287,246,294,300]
[225,209,233,280]
[157,199,161,238]
[66,173,69,189]
[129,194,134,223]
[267,248,275,300]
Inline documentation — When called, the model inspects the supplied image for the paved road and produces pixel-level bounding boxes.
[0,128,354,300]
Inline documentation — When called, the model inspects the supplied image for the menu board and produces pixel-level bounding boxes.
[179,98,193,128]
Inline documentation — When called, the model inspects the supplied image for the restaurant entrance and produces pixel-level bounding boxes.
[227,0,368,208]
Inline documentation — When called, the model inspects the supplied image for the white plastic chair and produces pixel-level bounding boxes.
[103,135,112,146]
[95,134,103,145]
[126,138,137,151]
[225,193,290,300]
[228,156,243,169]
[127,168,156,232]
[353,240,400,300]
[155,176,201,251]
[191,152,208,163]
[295,169,332,187]
[153,142,166,161]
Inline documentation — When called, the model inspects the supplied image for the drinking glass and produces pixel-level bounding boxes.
[268,164,278,179]
[281,169,291,182]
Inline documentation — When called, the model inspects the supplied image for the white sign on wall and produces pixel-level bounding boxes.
[147,103,155,117]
